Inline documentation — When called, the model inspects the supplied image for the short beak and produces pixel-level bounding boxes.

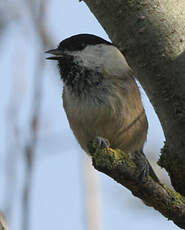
[45,49,64,60]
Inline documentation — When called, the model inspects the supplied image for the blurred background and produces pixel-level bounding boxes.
[0,0,179,229]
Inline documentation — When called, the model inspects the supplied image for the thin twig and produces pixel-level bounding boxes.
[21,0,53,229]
[82,153,104,230]
[4,45,25,222]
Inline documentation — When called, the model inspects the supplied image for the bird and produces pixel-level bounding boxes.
[46,33,159,182]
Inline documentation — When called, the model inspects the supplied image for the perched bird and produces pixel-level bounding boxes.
[46,34,158,182]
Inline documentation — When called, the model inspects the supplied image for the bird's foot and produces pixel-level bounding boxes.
[88,136,110,154]
[131,150,150,183]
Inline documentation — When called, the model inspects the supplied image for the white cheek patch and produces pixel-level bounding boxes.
[103,48,131,76]
[68,44,131,76]
[72,46,103,70]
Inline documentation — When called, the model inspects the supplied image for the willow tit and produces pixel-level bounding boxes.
[46,34,158,182]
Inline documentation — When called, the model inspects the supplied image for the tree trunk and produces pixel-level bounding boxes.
[82,0,185,228]
[83,0,185,197]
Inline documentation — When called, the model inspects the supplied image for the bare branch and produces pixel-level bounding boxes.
[21,0,51,229]
[4,54,23,221]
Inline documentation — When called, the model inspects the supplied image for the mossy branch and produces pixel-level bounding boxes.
[89,139,185,229]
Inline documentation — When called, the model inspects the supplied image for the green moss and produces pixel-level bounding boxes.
[163,184,185,205]
[127,0,136,5]
[112,148,136,168]
[92,144,136,170]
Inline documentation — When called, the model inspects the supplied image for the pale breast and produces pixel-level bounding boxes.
[62,78,148,154]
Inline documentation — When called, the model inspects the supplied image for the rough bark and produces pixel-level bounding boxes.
[83,0,185,197]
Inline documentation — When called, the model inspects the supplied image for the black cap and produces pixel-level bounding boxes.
[57,33,112,51]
